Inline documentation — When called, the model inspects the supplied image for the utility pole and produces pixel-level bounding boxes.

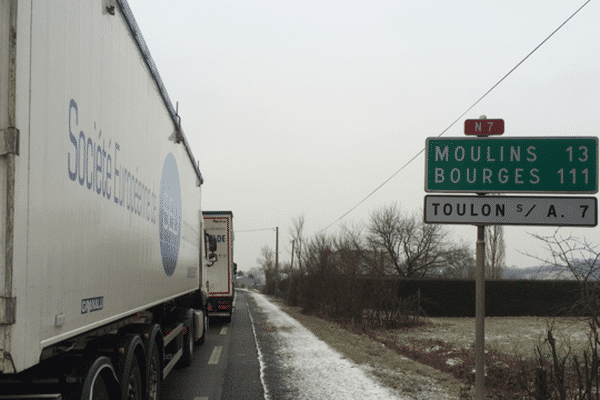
[288,239,295,301]
[275,227,279,271]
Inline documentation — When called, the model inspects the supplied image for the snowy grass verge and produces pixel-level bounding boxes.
[249,290,461,399]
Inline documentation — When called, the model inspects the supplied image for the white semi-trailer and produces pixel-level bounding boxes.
[0,1,209,399]
[202,212,235,322]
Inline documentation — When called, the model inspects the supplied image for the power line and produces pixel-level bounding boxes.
[319,0,592,233]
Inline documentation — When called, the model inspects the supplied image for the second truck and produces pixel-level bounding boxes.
[203,211,236,323]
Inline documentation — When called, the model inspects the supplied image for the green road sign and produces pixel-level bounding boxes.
[425,137,598,193]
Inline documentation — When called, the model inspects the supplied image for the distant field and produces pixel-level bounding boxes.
[387,316,593,361]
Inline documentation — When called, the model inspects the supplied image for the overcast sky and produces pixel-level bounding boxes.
[127,0,600,273]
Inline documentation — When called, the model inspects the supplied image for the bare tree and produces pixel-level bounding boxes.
[525,229,600,327]
[304,233,335,275]
[526,229,600,283]
[524,229,600,396]
[485,225,506,279]
[402,214,453,277]
[368,203,459,277]
[289,215,305,276]
[440,245,476,279]
[257,246,276,270]
[299,233,337,312]
[367,204,406,275]
[339,222,389,276]
[334,226,364,275]
[257,246,278,294]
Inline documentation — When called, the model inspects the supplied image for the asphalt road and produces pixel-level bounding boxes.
[160,289,266,400]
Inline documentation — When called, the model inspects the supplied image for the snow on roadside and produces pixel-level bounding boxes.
[248,291,413,400]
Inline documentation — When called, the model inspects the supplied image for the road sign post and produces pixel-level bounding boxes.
[424,125,599,400]
[475,221,485,400]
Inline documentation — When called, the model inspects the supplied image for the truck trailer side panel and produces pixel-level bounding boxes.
[0,0,22,375]
[1,0,203,374]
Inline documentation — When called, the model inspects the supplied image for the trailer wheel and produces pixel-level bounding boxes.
[200,311,208,345]
[115,335,145,400]
[78,356,119,400]
[92,375,111,400]
[194,309,207,346]
[122,356,143,400]
[176,308,194,368]
[118,324,163,400]
[146,337,161,400]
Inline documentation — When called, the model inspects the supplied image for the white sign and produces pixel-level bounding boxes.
[424,195,597,226]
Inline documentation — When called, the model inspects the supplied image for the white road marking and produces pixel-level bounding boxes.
[220,326,228,335]
[207,345,223,365]
[194,397,209,400]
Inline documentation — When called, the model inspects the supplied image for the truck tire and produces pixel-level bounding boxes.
[114,335,145,400]
[78,356,119,400]
[91,375,110,400]
[200,311,208,345]
[121,356,143,400]
[118,324,163,400]
[176,308,194,368]
[194,309,207,346]
[145,336,162,400]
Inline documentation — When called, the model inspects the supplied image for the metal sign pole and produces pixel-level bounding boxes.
[475,220,486,399]
[475,114,486,400]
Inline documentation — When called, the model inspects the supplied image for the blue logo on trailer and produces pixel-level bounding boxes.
[159,153,182,277]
